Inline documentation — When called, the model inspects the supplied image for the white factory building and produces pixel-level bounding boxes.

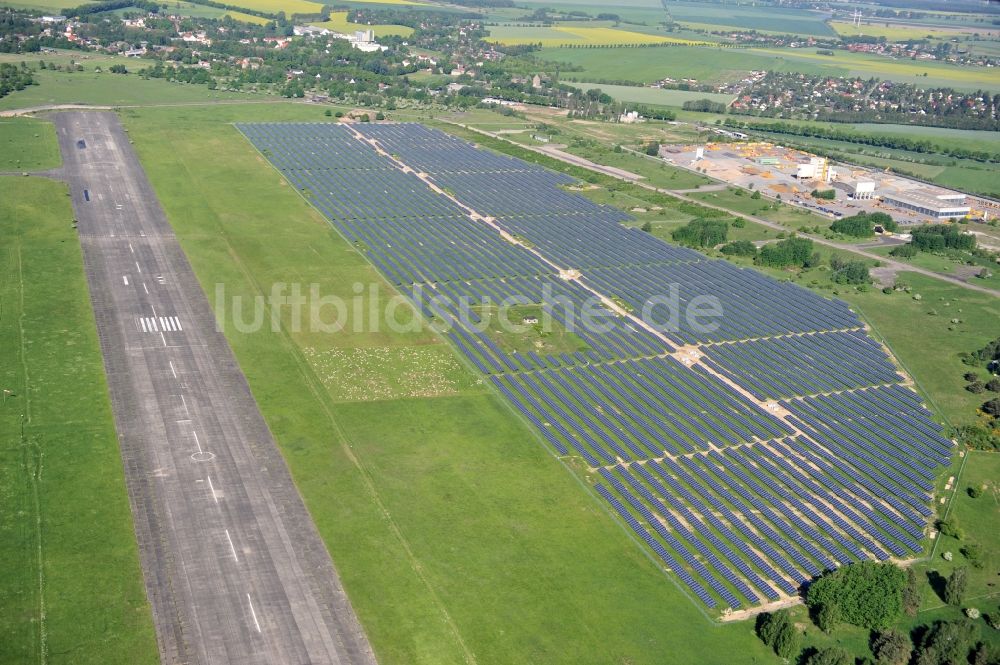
[880,189,971,219]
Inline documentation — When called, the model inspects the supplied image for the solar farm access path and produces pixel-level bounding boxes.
[52,110,376,665]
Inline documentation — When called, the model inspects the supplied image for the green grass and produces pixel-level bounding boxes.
[0,56,257,111]
[120,101,778,664]
[0,177,158,664]
[687,187,831,229]
[925,450,1000,611]
[0,117,60,171]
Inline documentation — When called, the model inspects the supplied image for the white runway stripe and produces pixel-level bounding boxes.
[136,316,181,333]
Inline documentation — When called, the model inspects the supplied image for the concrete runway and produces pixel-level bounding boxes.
[52,111,376,665]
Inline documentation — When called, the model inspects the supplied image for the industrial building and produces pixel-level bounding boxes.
[880,191,971,219]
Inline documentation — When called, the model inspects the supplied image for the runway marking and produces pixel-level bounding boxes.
[129,242,134,253]
[246,594,262,634]
[225,529,239,562]
[160,332,167,347]
[123,275,129,285]
[180,394,189,417]
[192,431,202,453]
[169,361,177,378]
[143,283,149,294]
[139,318,148,333]
[135,261,142,273]
[206,474,219,504]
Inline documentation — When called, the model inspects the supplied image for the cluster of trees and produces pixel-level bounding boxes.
[0,61,34,99]
[671,218,728,248]
[755,609,798,659]
[831,211,897,238]
[911,225,977,252]
[719,239,757,257]
[755,561,998,664]
[722,118,1000,163]
[811,188,836,200]
[755,236,818,268]
[805,561,910,631]
[682,98,727,114]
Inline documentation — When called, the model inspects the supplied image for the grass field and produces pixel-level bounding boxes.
[0,117,61,171]
[0,55,257,110]
[0,176,158,664]
[487,24,706,46]
[545,44,1000,92]
[560,81,735,107]
[311,11,413,37]
[122,101,779,664]
[225,10,271,24]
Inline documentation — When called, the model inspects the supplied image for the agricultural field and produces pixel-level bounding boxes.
[663,0,836,37]
[123,101,778,664]
[206,0,322,14]
[486,24,706,47]
[506,0,670,25]
[0,175,158,664]
[0,117,60,171]
[829,20,988,40]
[311,11,413,37]
[546,44,1000,92]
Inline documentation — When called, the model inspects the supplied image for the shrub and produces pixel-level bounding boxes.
[805,646,853,665]
[968,486,983,498]
[890,243,918,258]
[961,542,984,568]
[812,188,836,200]
[944,567,968,606]
[937,517,962,539]
[756,609,798,658]
[983,397,1000,418]
[872,629,912,665]
[832,260,870,285]
[967,381,986,394]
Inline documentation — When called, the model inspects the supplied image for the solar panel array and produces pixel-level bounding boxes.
[239,122,951,611]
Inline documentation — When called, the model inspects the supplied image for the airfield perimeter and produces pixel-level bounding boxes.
[51,110,375,665]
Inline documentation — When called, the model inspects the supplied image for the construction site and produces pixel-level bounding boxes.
[660,141,996,226]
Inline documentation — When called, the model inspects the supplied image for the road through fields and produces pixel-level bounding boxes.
[52,110,376,665]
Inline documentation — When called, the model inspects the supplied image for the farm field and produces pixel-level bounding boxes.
[311,11,413,37]
[122,102,778,664]
[829,20,987,40]
[503,1,671,26]
[663,0,836,37]
[560,81,735,107]
[0,116,61,171]
[225,9,271,24]
[207,0,322,14]
[0,175,158,664]
[545,44,1000,92]
[486,24,705,46]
